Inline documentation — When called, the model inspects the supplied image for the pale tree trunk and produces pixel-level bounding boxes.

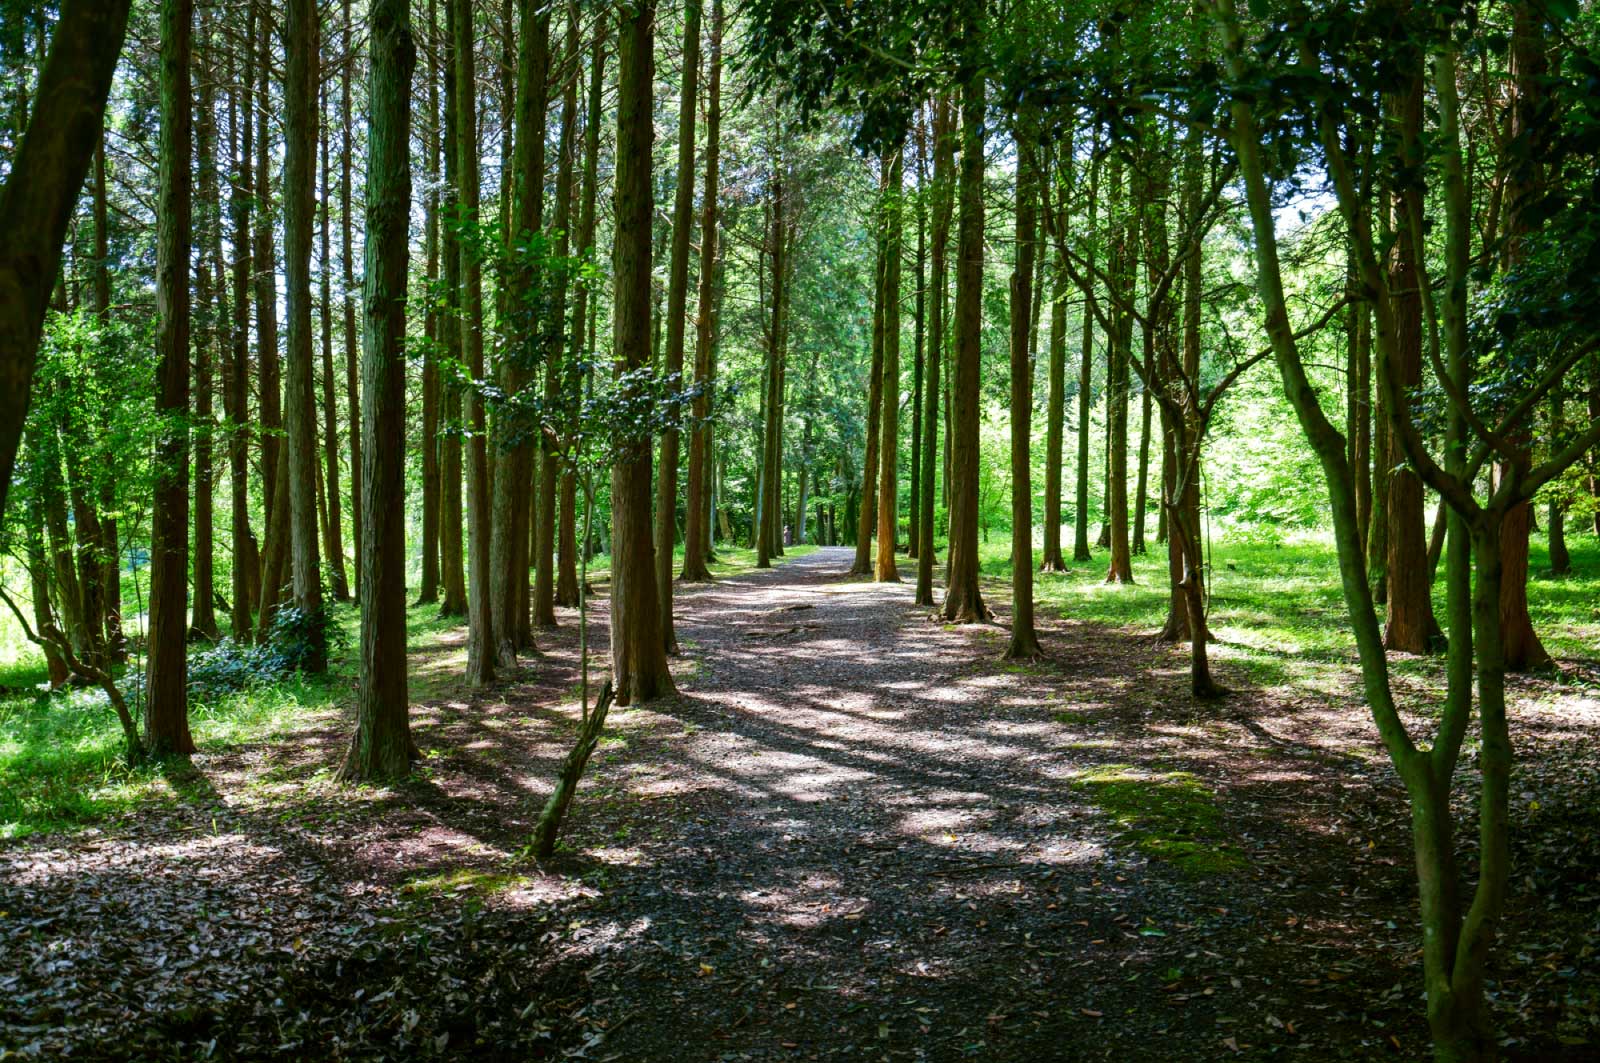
[148,0,196,755]
[455,0,495,685]
[654,0,702,647]
[682,0,722,583]
[610,0,674,705]
[876,141,905,582]
[942,70,987,622]
[341,0,416,782]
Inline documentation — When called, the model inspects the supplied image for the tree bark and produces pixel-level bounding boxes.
[916,96,952,607]
[438,0,466,617]
[417,0,442,606]
[341,0,363,599]
[317,72,351,603]
[610,0,674,706]
[682,0,723,583]
[1005,131,1041,658]
[849,207,884,577]
[1073,147,1100,563]
[876,141,905,582]
[342,0,416,782]
[942,70,987,623]
[654,0,702,647]
[284,0,327,673]
[226,7,258,640]
[0,0,132,523]
[190,14,222,639]
[148,0,196,755]
[1041,135,1069,573]
[255,8,282,554]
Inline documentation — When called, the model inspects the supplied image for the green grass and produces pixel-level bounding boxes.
[981,529,1600,691]
[1073,763,1244,876]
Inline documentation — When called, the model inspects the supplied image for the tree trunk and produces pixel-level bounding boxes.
[225,10,257,639]
[0,0,132,522]
[610,0,674,706]
[942,71,987,623]
[1103,155,1135,584]
[455,0,495,686]
[562,24,608,604]
[849,210,884,577]
[654,0,701,648]
[190,15,222,639]
[876,141,905,582]
[341,0,363,599]
[341,0,416,782]
[438,0,467,617]
[284,0,327,673]
[148,0,196,756]
[417,0,442,606]
[909,115,927,562]
[916,97,952,607]
[1005,131,1041,658]
[1040,138,1068,573]
[1073,148,1100,563]
[1132,383,1152,556]
[255,8,282,554]
[317,73,351,603]
[682,0,722,583]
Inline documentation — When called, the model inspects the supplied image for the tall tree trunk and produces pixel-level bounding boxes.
[417,0,442,606]
[1382,62,1441,655]
[284,0,327,672]
[1041,135,1069,573]
[610,0,674,705]
[1073,147,1100,563]
[908,112,927,562]
[1132,384,1152,556]
[501,0,550,659]
[849,205,884,577]
[0,0,132,522]
[916,96,952,606]
[255,7,282,554]
[562,23,608,604]
[682,0,722,583]
[1104,155,1135,584]
[1006,130,1041,657]
[190,13,221,639]
[341,0,416,782]
[942,70,987,622]
[1498,1,1550,671]
[94,129,129,660]
[759,170,788,568]
[438,0,466,617]
[654,0,702,647]
[518,0,556,646]
[876,141,905,582]
[455,0,495,685]
[546,4,579,612]
[341,0,363,599]
[148,0,196,755]
[225,10,258,639]
[318,75,351,602]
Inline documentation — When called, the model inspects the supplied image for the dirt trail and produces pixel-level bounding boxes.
[7,545,1589,1060]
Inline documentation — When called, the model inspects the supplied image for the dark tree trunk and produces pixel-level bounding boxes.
[0,0,132,523]
[916,97,952,606]
[284,0,327,672]
[942,71,988,623]
[341,0,363,599]
[341,0,416,782]
[1005,130,1041,658]
[148,0,196,755]
[190,15,222,639]
[318,74,351,603]
[417,0,442,606]
[610,0,674,705]
[682,0,722,583]
[849,205,884,577]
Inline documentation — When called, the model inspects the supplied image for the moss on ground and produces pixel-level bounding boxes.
[1074,763,1244,876]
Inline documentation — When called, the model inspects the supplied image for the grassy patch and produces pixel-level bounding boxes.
[400,866,530,898]
[986,532,1600,691]
[1074,763,1244,876]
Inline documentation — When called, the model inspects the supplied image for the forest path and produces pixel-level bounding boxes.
[572,545,1272,1061]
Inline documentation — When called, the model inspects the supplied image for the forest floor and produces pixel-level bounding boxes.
[3,544,1599,1061]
